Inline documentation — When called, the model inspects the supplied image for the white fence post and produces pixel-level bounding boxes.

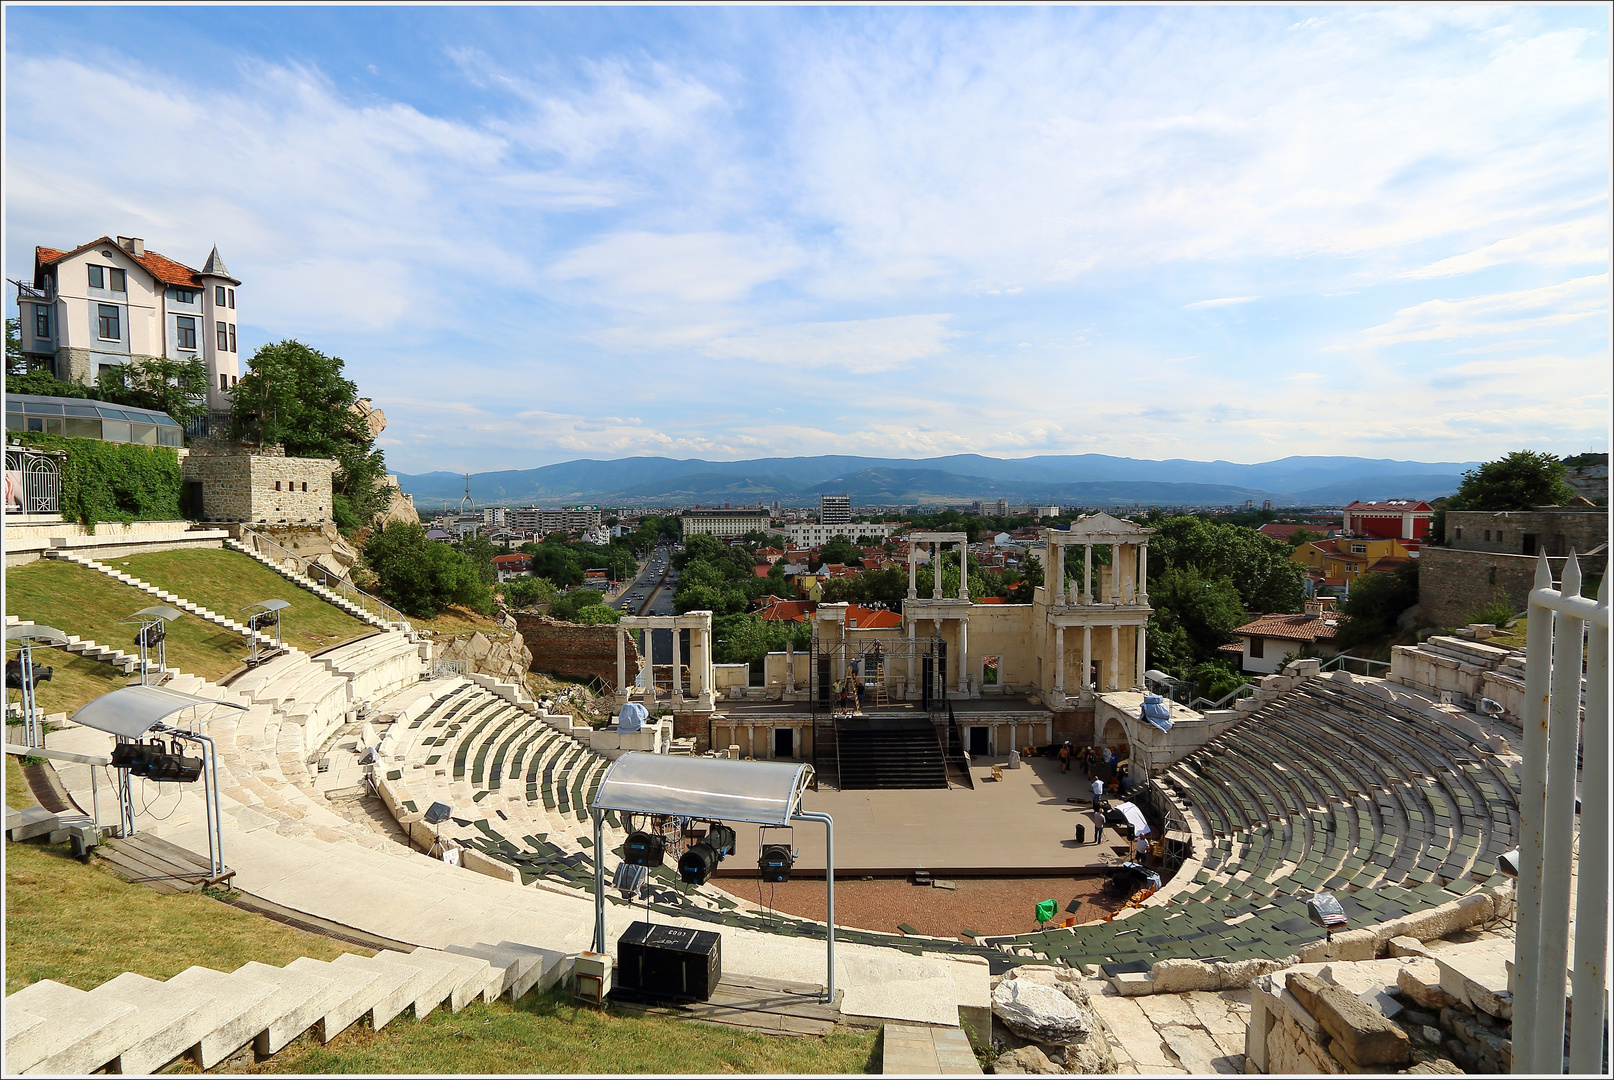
[1514,551,1610,1074]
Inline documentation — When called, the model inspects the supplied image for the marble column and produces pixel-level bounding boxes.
[616,627,626,697]
[1052,540,1064,606]
[1054,624,1065,692]
[785,640,795,694]
[1135,624,1146,689]
[958,542,969,600]
[907,618,916,694]
[1084,543,1093,604]
[1138,542,1149,604]
[1109,624,1119,690]
[672,624,684,702]
[908,546,918,599]
[1109,547,1120,605]
[1082,625,1092,691]
[958,617,969,694]
[932,542,944,600]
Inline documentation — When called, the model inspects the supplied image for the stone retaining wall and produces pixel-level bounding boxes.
[1418,546,1604,628]
[514,613,641,685]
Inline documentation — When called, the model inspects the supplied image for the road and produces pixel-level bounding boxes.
[610,543,679,664]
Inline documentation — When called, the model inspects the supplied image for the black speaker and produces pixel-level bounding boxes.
[617,920,722,1001]
[624,831,666,868]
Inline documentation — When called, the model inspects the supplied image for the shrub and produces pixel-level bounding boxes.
[362,521,493,618]
[11,432,181,530]
[1465,595,1519,628]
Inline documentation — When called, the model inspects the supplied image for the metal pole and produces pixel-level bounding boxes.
[1536,554,1585,1069]
[796,810,835,1003]
[90,764,99,831]
[593,812,606,954]
[20,643,38,749]
[1515,555,1555,1072]
[178,728,225,878]
[1568,570,1610,1074]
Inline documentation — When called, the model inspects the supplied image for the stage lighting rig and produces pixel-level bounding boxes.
[624,830,666,868]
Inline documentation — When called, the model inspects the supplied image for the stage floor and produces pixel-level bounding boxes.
[723,756,1127,876]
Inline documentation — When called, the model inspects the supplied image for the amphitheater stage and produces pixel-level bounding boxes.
[716,696,1051,719]
[721,755,1125,877]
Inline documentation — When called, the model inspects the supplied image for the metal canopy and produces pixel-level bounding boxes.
[591,753,813,827]
[5,623,69,645]
[71,685,248,738]
[239,599,291,613]
[123,605,184,623]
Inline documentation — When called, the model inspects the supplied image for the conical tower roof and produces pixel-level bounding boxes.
[200,245,231,278]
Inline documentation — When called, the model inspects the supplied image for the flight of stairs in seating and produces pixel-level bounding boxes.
[42,551,280,654]
[3,937,570,1075]
[223,538,398,632]
[834,717,949,790]
[3,613,143,678]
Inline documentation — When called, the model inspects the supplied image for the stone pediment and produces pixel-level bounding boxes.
[1055,512,1152,541]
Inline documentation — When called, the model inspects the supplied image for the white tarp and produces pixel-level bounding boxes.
[1114,801,1151,837]
[617,701,649,733]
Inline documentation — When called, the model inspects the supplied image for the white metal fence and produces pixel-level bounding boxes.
[1514,551,1609,1074]
[5,443,64,515]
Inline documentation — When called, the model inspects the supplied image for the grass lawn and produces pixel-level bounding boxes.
[118,548,373,654]
[4,837,369,996]
[7,754,37,808]
[210,986,880,1075]
[6,560,249,689]
[406,604,504,638]
[5,650,127,722]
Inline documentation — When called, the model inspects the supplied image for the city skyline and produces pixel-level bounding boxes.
[5,5,1609,473]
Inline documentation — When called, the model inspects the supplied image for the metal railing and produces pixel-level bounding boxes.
[430,657,467,679]
[1319,652,1390,676]
[5,443,64,515]
[1514,551,1608,1074]
[235,525,409,628]
[1188,682,1255,711]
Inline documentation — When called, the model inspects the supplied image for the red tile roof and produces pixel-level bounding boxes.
[1233,613,1341,644]
[759,598,816,622]
[1343,500,1433,513]
[35,238,226,288]
[843,605,901,630]
[1257,523,1309,540]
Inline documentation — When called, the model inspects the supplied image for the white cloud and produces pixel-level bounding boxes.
[547,231,801,307]
[1185,296,1261,309]
[700,314,955,371]
[1399,217,1610,278]
[1360,275,1609,345]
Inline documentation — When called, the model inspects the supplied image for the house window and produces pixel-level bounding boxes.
[220,373,228,391]
[1250,637,1264,658]
[231,375,238,387]
[275,481,281,491]
[97,304,120,340]
[1484,530,1491,542]
[228,288,235,309]
[108,268,126,293]
[229,324,236,352]
[218,321,229,350]
[33,306,49,338]
[216,285,227,305]
[175,316,197,350]
[88,265,104,289]
[1351,544,1366,554]
[171,288,198,304]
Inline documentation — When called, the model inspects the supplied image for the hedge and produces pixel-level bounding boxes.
[10,431,182,531]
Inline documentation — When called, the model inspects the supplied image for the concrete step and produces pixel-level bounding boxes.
[4,978,139,1075]
[233,960,335,1056]
[283,956,390,1043]
[335,950,455,1025]
[87,970,219,1075]
[162,964,282,1070]
[1,1009,46,1075]
[326,953,423,1032]
[408,946,501,1010]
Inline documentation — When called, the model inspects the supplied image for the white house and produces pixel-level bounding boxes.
[1226,599,1342,674]
[17,236,242,412]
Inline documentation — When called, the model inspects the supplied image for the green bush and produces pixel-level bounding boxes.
[503,576,557,609]
[362,522,493,618]
[1465,595,1519,628]
[11,432,181,530]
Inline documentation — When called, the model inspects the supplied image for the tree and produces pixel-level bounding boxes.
[362,522,492,618]
[5,317,25,376]
[230,340,388,521]
[96,356,210,426]
[1287,528,1323,548]
[453,533,499,588]
[1148,515,1305,613]
[1445,450,1576,512]
[1335,563,1419,650]
[502,576,557,609]
[1145,566,1248,677]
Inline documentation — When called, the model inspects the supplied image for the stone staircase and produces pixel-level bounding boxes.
[4,613,143,679]
[3,937,569,1074]
[224,538,399,633]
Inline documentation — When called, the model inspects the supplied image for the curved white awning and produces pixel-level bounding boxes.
[71,685,247,739]
[591,752,813,827]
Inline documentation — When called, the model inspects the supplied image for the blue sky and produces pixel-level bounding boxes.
[5,5,1609,474]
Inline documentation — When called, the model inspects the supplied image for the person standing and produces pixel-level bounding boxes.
[1058,741,1072,773]
[1094,807,1105,844]
[1092,775,1105,813]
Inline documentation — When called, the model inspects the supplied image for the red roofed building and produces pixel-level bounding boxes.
[1230,598,1343,674]
[842,605,902,630]
[19,235,243,411]
[759,597,817,622]
[1341,499,1433,541]
[492,553,533,582]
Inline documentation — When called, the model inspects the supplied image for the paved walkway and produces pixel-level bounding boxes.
[729,757,1118,874]
[882,1023,982,1074]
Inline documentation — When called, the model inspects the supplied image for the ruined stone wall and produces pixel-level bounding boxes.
[1445,508,1607,555]
[182,440,337,524]
[1051,705,1094,747]
[514,612,641,685]
[1418,547,1605,627]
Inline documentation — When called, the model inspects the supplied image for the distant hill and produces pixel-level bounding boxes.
[395,453,1476,509]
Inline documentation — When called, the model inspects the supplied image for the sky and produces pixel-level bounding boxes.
[4,4,1610,475]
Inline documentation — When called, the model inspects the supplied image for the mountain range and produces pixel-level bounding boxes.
[394,454,1478,510]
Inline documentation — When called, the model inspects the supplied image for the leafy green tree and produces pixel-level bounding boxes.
[6,317,28,377]
[230,340,388,521]
[453,532,499,587]
[522,537,584,586]
[713,612,813,678]
[362,522,493,618]
[1145,566,1248,677]
[1149,515,1305,613]
[1335,563,1419,650]
[503,576,557,609]
[94,356,210,425]
[1287,528,1323,548]
[1445,450,1576,512]
[811,536,864,570]
[549,588,621,622]
[6,368,91,398]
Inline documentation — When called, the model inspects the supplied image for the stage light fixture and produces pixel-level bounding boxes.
[134,622,166,649]
[758,843,794,883]
[111,740,161,778]
[624,830,665,868]
[706,823,736,859]
[146,739,203,783]
[1497,849,1520,878]
[5,660,52,690]
[679,840,719,885]
[424,801,454,825]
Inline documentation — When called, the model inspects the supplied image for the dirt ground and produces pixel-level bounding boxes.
[714,872,1133,939]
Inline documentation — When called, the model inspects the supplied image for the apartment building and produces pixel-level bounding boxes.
[680,508,772,538]
[819,493,851,526]
[784,520,901,547]
[18,236,242,412]
[506,506,602,533]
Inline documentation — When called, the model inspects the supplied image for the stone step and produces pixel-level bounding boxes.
[88,970,220,1075]
[160,965,281,1070]
[282,956,390,1043]
[408,946,501,1010]
[233,960,335,1056]
[3,978,139,1075]
[325,953,425,1032]
[1,1009,46,1075]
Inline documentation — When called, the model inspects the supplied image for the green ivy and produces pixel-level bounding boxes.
[10,431,182,531]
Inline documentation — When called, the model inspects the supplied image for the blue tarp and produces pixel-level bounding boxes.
[1140,694,1173,732]
[617,701,649,733]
